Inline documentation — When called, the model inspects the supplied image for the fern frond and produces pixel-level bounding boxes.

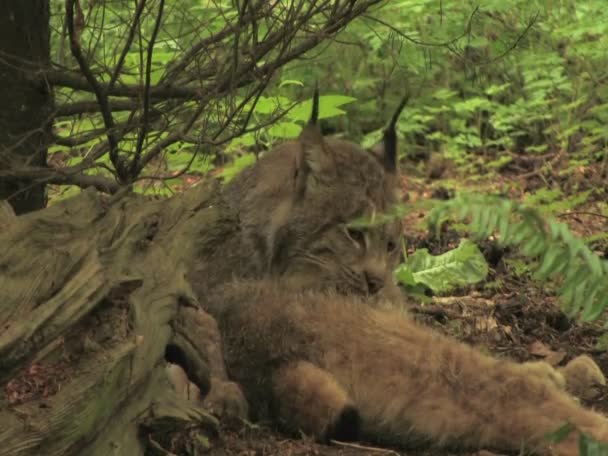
[428,194,608,322]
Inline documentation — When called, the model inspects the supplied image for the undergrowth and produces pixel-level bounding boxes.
[428,194,608,322]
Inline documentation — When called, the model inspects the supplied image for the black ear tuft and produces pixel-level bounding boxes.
[381,94,409,174]
[294,85,335,197]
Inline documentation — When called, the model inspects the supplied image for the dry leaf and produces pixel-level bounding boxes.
[528,341,567,366]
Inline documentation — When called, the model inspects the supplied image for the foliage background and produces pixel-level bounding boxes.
[46,0,608,319]
[49,0,608,201]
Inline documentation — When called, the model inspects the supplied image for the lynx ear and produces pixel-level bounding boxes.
[371,94,409,174]
[294,86,335,196]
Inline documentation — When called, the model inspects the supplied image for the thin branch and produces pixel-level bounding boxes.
[41,0,385,191]
[136,71,277,172]
[132,0,165,175]
[161,0,267,82]
[65,0,125,181]
[330,440,401,455]
[108,0,147,90]
[0,165,120,194]
[45,70,203,100]
[53,129,105,147]
[55,99,146,116]
[136,100,209,172]
[136,87,298,183]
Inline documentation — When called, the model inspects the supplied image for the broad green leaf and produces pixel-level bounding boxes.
[253,96,291,115]
[268,122,302,139]
[395,239,489,293]
[288,95,356,122]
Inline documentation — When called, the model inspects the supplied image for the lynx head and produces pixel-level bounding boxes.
[228,89,407,297]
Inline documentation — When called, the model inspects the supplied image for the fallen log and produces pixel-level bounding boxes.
[0,182,231,455]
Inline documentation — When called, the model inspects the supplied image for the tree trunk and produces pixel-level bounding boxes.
[0,0,53,214]
[0,182,231,455]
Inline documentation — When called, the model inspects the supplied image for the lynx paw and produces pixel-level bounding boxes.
[521,361,567,390]
[559,355,606,401]
[203,379,249,420]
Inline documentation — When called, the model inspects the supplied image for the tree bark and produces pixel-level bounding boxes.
[0,0,53,214]
[0,182,232,455]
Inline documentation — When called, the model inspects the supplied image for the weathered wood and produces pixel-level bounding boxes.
[0,180,232,455]
[0,200,16,228]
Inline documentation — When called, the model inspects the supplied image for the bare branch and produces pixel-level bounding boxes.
[55,99,146,117]
[0,164,119,194]
[65,0,125,181]
[132,0,165,175]
[37,0,388,191]
[46,70,203,99]
[108,0,148,90]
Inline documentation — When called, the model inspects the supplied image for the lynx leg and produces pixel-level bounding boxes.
[272,361,360,442]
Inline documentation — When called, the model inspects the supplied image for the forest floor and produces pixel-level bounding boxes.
[205,154,608,456]
[36,152,608,455]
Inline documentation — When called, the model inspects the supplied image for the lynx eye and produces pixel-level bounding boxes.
[346,227,366,247]
[387,240,397,253]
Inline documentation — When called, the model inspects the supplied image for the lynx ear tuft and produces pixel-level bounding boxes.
[371,94,409,174]
[294,86,335,197]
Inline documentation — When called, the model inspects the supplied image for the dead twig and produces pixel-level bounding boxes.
[330,440,401,455]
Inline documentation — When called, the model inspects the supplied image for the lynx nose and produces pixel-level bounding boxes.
[364,272,384,295]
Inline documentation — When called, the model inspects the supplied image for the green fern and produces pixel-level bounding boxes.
[428,194,608,322]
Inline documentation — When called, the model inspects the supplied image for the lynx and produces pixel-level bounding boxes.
[179,90,607,454]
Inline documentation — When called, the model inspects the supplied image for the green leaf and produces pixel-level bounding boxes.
[394,266,416,287]
[267,122,302,139]
[395,239,489,293]
[288,95,356,122]
[253,96,291,115]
